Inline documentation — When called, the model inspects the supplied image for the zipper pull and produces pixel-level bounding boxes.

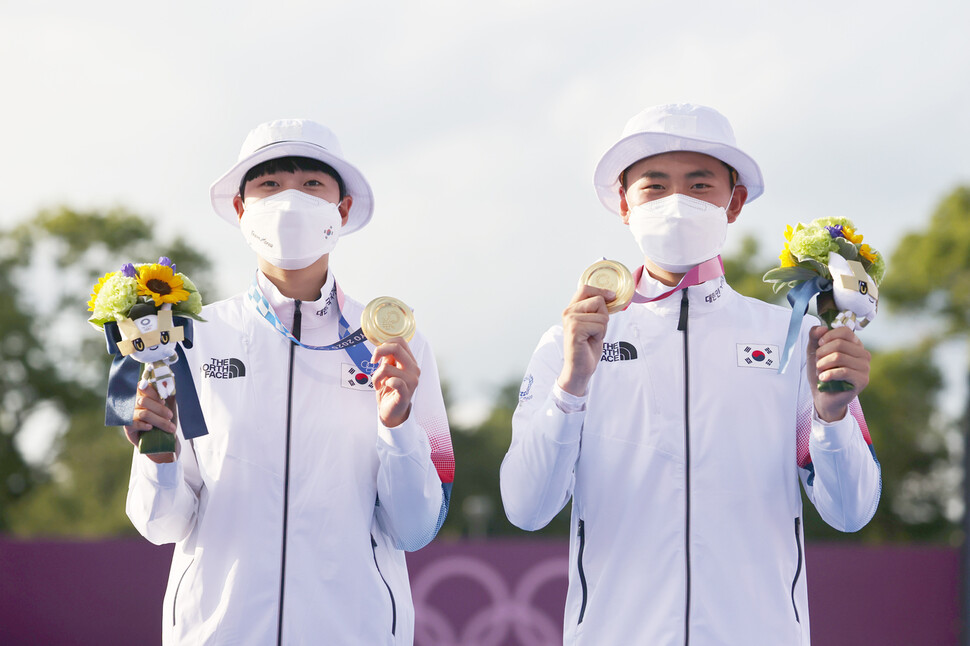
[292,300,303,342]
[677,288,689,331]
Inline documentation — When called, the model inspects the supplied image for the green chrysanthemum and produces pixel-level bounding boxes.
[175,274,204,318]
[88,274,139,328]
[788,226,837,263]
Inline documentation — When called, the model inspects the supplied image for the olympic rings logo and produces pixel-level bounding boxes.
[412,554,568,646]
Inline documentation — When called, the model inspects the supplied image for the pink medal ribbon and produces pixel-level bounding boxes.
[630,256,725,305]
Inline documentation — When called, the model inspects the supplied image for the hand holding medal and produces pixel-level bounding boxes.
[579,259,635,314]
[362,296,419,428]
[361,296,416,345]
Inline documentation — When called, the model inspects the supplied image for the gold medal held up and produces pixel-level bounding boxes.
[580,259,635,314]
[361,296,416,345]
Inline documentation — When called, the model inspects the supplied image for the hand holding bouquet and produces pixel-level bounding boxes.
[88,258,207,453]
[764,217,885,392]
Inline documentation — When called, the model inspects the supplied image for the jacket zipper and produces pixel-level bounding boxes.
[172,557,194,627]
[677,288,691,645]
[277,300,301,645]
[577,518,589,625]
[371,534,397,636]
[791,517,803,623]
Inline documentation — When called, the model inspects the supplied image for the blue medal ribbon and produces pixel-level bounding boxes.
[777,276,832,375]
[103,316,209,439]
[246,276,377,375]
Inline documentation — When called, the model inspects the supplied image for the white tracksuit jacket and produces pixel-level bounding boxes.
[126,272,454,646]
[500,273,881,646]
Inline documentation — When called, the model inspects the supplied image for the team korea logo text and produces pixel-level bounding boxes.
[202,358,246,379]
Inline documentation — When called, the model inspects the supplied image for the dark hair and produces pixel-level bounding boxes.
[239,156,346,200]
[619,160,738,191]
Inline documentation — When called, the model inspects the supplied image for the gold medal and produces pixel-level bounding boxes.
[361,296,416,345]
[579,259,635,314]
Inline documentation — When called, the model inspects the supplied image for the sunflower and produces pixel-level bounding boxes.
[841,225,864,245]
[778,225,799,267]
[87,271,115,312]
[137,263,190,306]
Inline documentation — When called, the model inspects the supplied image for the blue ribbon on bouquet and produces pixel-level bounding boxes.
[777,276,832,375]
[103,316,209,439]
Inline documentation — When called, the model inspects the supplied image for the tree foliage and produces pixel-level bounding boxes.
[0,206,213,535]
[882,186,970,334]
[723,235,785,305]
[441,382,570,538]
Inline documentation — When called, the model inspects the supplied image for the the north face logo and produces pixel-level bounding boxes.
[601,341,638,362]
[202,358,246,379]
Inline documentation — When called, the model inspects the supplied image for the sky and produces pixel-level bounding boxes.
[2,0,969,428]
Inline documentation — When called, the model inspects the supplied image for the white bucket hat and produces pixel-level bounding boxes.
[210,119,374,234]
[593,103,764,214]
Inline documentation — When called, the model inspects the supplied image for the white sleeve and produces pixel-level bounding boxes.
[374,336,454,552]
[125,430,203,545]
[802,399,882,532]
[500,327,584,531]
[795,321,882,532]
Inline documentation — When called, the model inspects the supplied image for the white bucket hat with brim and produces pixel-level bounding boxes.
[593,103,764,215]
[210,119,374,234]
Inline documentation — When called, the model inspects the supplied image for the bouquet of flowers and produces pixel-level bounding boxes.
[88,257,207,453]
[763,217,885,391]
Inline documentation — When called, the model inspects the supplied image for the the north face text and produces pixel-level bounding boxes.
[601,341,638,362]
[202,358,246,379]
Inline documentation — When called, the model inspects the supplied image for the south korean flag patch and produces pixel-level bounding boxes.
[737,343,779,369]
[342,363,375,390]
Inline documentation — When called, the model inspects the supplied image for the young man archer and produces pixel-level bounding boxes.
[500,103,880,645]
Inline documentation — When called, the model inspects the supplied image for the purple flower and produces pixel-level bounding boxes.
[825,225,845,239]
[158,257,176,272]
[120,263,136,278]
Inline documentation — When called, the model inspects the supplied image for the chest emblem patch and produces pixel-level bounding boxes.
[601,340,638,362]
[341,363,375,390]
[737,344,779,369]
[202,357,246,379]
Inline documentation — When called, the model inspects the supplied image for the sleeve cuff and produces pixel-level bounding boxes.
[378,419,431,456]
[552,383,587,413]
[136,452,183,488]
[810,407,857,452]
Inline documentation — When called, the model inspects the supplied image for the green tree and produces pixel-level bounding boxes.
[443,382,571,537]
[881,186,970,332]
[723,234,785,305]
[0,206,214,536]
[876,185,970,542]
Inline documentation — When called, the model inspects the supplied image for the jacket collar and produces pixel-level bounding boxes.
[634,268,732,316]
[254,270,339,331]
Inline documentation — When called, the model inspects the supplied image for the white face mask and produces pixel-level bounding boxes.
[627,193,730,272]
[239,189,343,270]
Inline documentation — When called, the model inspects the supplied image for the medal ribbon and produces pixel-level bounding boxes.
[247,274,377,375]
[631,256,725,304]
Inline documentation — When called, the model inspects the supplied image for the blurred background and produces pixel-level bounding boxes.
[1,1,968,644]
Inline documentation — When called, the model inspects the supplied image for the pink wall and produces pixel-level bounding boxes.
[0,538,960,645]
